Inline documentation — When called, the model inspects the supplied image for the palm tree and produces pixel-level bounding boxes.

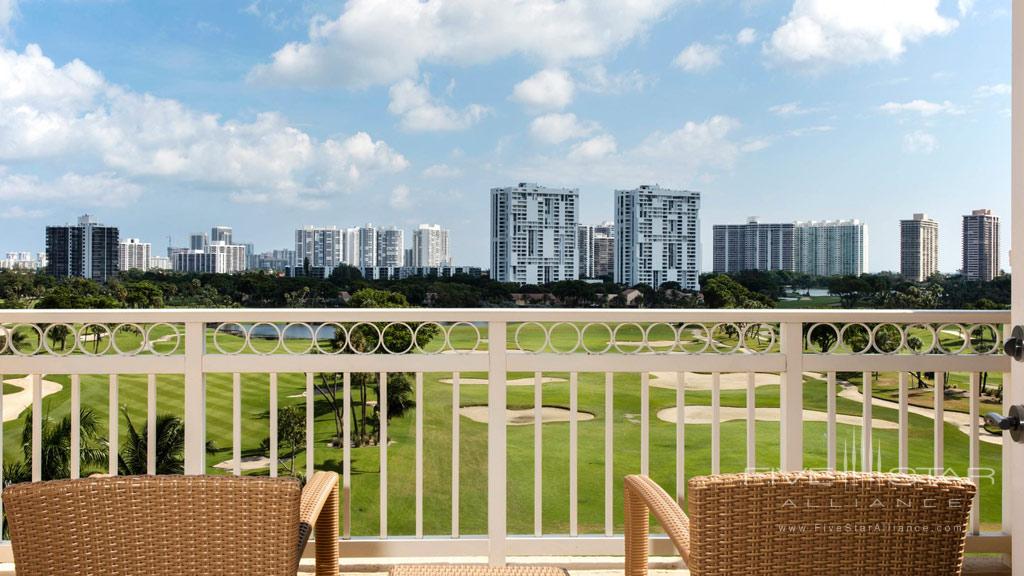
[19,407,107,481]
[117,409,185,475]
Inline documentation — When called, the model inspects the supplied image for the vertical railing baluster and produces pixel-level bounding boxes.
[641,371,649,476]
[676,372,685,504]
[380,371,388,539]
[488,321,508,567]
[779,323,804,471]
[534,371,542,537]
[605,372,614,535]
[233,372,241,477]
[569,371,578,537]
[969,372,980,535]
[415,371,424,539]
[147,373,156,475]
[343,372,352,540]
[109,374,118,476]
[934,372,945,472]
[862,371,872,473]
[898,372,909,471]
[306,372,314,479]
[712,372,721,475]
[452,371,460,539]
[746,371,756,472]
[31,374,41,482]
[826,372,836,471]
[270,372,278,478]
[71,374,80,479]
[183,321,206,475]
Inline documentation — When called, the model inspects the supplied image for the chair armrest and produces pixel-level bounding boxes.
[299,471,340,576]
[624,475,691,576]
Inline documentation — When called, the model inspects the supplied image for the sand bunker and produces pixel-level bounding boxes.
[460,406,595,426]
[212,455,295,471]
[440,376,566,386]
[3,375,63,422]
[649,371,825,391]
[656,406,898,429]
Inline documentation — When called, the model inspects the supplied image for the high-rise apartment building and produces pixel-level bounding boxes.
[254,249,296,272]
[900,213,939,282]
[614,185,701,290]
[210,226,233,245]
[577,225,595,278]
[358,225,378,268]
[118,238,152,271]
[376,227,405,268]
[206,241,248,273]
[793,220,868,277]
[962,209,1000,281]
[46,214,120,281]
[411,224,451,267]
[593,222,614,279]
[490,183,579,284]
[343,228,361,266]
[712,217,795,273]
[294,226,342,270]
[149,255,171,271]
[172,250,224,274]
[189,233,208,251]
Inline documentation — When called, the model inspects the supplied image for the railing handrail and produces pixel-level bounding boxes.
[0,307,1011,324]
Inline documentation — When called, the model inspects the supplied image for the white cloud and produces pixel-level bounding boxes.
[577,65,653,94]
[958,0,975,17]
[0,205,46,219]
[389,184,412,209]
[879,99,962,116]
[0,0,16,42]
[766,0,957,68]
[249,0,681,88]
[388,77,488,131]
[422,163,462,178]
[0,44,408,207]
[975,83,1011,98]
[903,130,938,153]
[0,171,142,207]
[568,134,618,160]
[529,113,598,145]
[769,101,824,116]
[736,27,757,45]
[672,42,722,73]
[511,69,575,112]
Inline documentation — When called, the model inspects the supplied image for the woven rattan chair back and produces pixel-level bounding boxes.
[688,472,976,575]
[3,475,303,576]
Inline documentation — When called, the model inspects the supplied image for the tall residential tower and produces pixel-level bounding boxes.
[45,214,119,281]
[490,183,578,284]
[900,213,939,282]
[962,209,1000,281]
[614,185,701,290]
[712,217,795,273]
[793,220,868,277]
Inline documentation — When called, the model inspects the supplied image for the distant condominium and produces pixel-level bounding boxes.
[411,224,451,267]
[149,255,172,271]
[343,228,361,266]
[173,250,224,274]
[254,249,296,272]
[577,225,595,278]
[46,214,119,281]
[962,209,1000,281]
[490,182,579,284]
[900,214,938,282]
[376,227,405,267]
[793,219,868,277]
[189,233,208,250]
[294,226,342,270]
[712,217,795,273]
[615,185,701,290]
[210,226,233,245]
[206,241,248,273]
[118,238,152,271]
[358,225,378,268]
[593,222,614,278]
[0,252,46,271]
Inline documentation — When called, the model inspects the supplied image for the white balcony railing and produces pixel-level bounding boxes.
[0,308,1013,565]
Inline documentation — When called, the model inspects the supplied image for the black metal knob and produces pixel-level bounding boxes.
[985,405,1024,444]
[1004,326,1024,361]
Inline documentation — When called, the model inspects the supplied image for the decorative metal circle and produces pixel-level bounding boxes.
[709,323,740,354]
[548,322,582,354]
[838,323,871,355]
[381,322,415,355]
[805,323,839,354]
[936,323,968,355]
[348,322,382,354]
[904,323,936,355]
[446,321,482,353]
[414,321,447,354]
[79,323,112,356]
[742,322,776,354]
[677,323,710,354]
[248,322,282,355]
[0,324,9,355]
[514,321,549,353]
[42,323,78,356]
[645,322,678,354]
[612,323,646,355]
[111,323,147,356]
[314,322,346,354]
[145,323,181,356]
[967,323,1001,355]
[581,323,613,355]
[213,322,247,355]
[281,322,315,355]
[871,323,905,355]
[9,324,43,356]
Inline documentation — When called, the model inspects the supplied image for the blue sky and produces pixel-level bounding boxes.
[0,0,1011,271]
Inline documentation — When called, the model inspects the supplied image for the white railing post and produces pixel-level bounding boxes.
[183,321,206,475]
[488,321,507,566]
[780,322,803,471]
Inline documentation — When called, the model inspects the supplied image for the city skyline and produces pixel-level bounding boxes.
[0,1,1010,272]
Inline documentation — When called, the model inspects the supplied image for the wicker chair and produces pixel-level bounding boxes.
[3,471,340,576]
[624,472,976,576]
